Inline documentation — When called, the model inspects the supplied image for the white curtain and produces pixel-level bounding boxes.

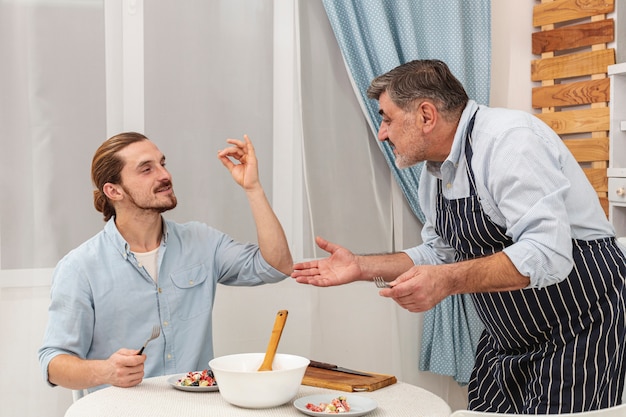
[0,1,467,416]
[0,0,106,269]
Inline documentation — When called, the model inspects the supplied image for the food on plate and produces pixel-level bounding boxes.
[176,369,217,387]
[306,396,351,413]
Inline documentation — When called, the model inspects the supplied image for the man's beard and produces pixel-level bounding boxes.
[394,153,421,169]
[121,183,178,213]
[392,136,425,169]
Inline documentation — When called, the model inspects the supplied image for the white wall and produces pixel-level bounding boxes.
[0,2,535,417]
[0,269,72,416]
[490,1,533,110]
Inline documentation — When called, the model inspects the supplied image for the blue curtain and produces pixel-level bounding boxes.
[321,0,490,385]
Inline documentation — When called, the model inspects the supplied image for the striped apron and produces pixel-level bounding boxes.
[435,112,626,413]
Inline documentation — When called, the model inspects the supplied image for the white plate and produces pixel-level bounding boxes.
[167,373,219,392]
[294,394,378,416]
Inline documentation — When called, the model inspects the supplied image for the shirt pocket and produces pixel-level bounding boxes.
[168,264,213,321]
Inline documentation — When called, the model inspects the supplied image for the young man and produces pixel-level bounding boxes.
[39,132,292,393]
[292,60,626,413]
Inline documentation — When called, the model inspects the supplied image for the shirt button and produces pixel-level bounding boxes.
[158,288,162,293]
[167,354,172,359]
[138,262,143,267]
[446,183,452,189]
[189,280,194,285]
[163,321,169,326]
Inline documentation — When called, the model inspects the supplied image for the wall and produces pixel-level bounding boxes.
[0,269,71,416]
[490,1,532,110]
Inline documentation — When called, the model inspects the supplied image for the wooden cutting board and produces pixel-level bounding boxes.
[302,365,397,392]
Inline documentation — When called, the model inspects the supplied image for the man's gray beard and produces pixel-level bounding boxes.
[394,155,418,169]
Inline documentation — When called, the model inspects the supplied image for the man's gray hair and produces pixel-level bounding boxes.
[366,59,469,119]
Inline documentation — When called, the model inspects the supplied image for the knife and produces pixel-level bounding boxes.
[309,360,373,377]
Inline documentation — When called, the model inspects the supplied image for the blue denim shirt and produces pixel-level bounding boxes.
[404,100,621,288]
[38,217,287,392]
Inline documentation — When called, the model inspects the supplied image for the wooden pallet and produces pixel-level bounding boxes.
[531,0,615,215]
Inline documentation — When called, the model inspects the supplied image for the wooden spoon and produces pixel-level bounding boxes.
[257,310,288,372]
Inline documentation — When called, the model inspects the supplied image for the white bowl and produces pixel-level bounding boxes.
[209,353,309,408]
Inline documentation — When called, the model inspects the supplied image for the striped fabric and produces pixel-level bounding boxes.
[436,113,626,413]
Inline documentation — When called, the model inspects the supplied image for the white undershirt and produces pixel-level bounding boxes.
[133,247,159,282]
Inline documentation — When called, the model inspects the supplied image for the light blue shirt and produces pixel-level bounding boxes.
[404,100,620,288]
[38,217,287,392]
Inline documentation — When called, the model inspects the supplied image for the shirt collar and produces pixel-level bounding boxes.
[104,216,168,257]
[162,219,169,244]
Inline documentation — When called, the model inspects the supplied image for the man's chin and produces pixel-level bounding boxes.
[156,199,177,213]
[394,159,413,170]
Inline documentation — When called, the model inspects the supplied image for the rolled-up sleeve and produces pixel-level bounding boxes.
[178,222,287,286]
[38,260,95,385]
[216,238,287,285]
[403,221,457,266]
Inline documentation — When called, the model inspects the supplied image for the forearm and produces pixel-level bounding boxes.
[445,251,530,294]
[245,186,293,275]
[357,252,415,281]
[48,354,110,390]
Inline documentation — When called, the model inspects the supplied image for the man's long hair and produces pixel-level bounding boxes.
[91,132,148,221]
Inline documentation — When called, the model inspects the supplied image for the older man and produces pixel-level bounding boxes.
[292,60,626,413]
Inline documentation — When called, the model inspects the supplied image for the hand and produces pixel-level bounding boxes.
[292,236,362,286]
[104,348,146,388]
[378,264,450,313]
[217,134,260,191]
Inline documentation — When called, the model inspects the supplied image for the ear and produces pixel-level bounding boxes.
[418,101,438,133]
[102,183,124,201]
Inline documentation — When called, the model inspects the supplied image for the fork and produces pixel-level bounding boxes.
[137,325,161,355]
[373,276,392,288]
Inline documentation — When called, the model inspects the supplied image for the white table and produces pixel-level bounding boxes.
[64,375,452,417]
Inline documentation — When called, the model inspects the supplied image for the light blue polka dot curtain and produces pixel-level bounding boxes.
[321,0,490,385]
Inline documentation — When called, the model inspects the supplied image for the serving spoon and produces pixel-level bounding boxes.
[257,309,288,371]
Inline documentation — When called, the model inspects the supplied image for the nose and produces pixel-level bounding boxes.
[157,164,172,181]
[377,122,388,142]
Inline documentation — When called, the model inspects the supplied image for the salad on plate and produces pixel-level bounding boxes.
[168,369,218,392]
